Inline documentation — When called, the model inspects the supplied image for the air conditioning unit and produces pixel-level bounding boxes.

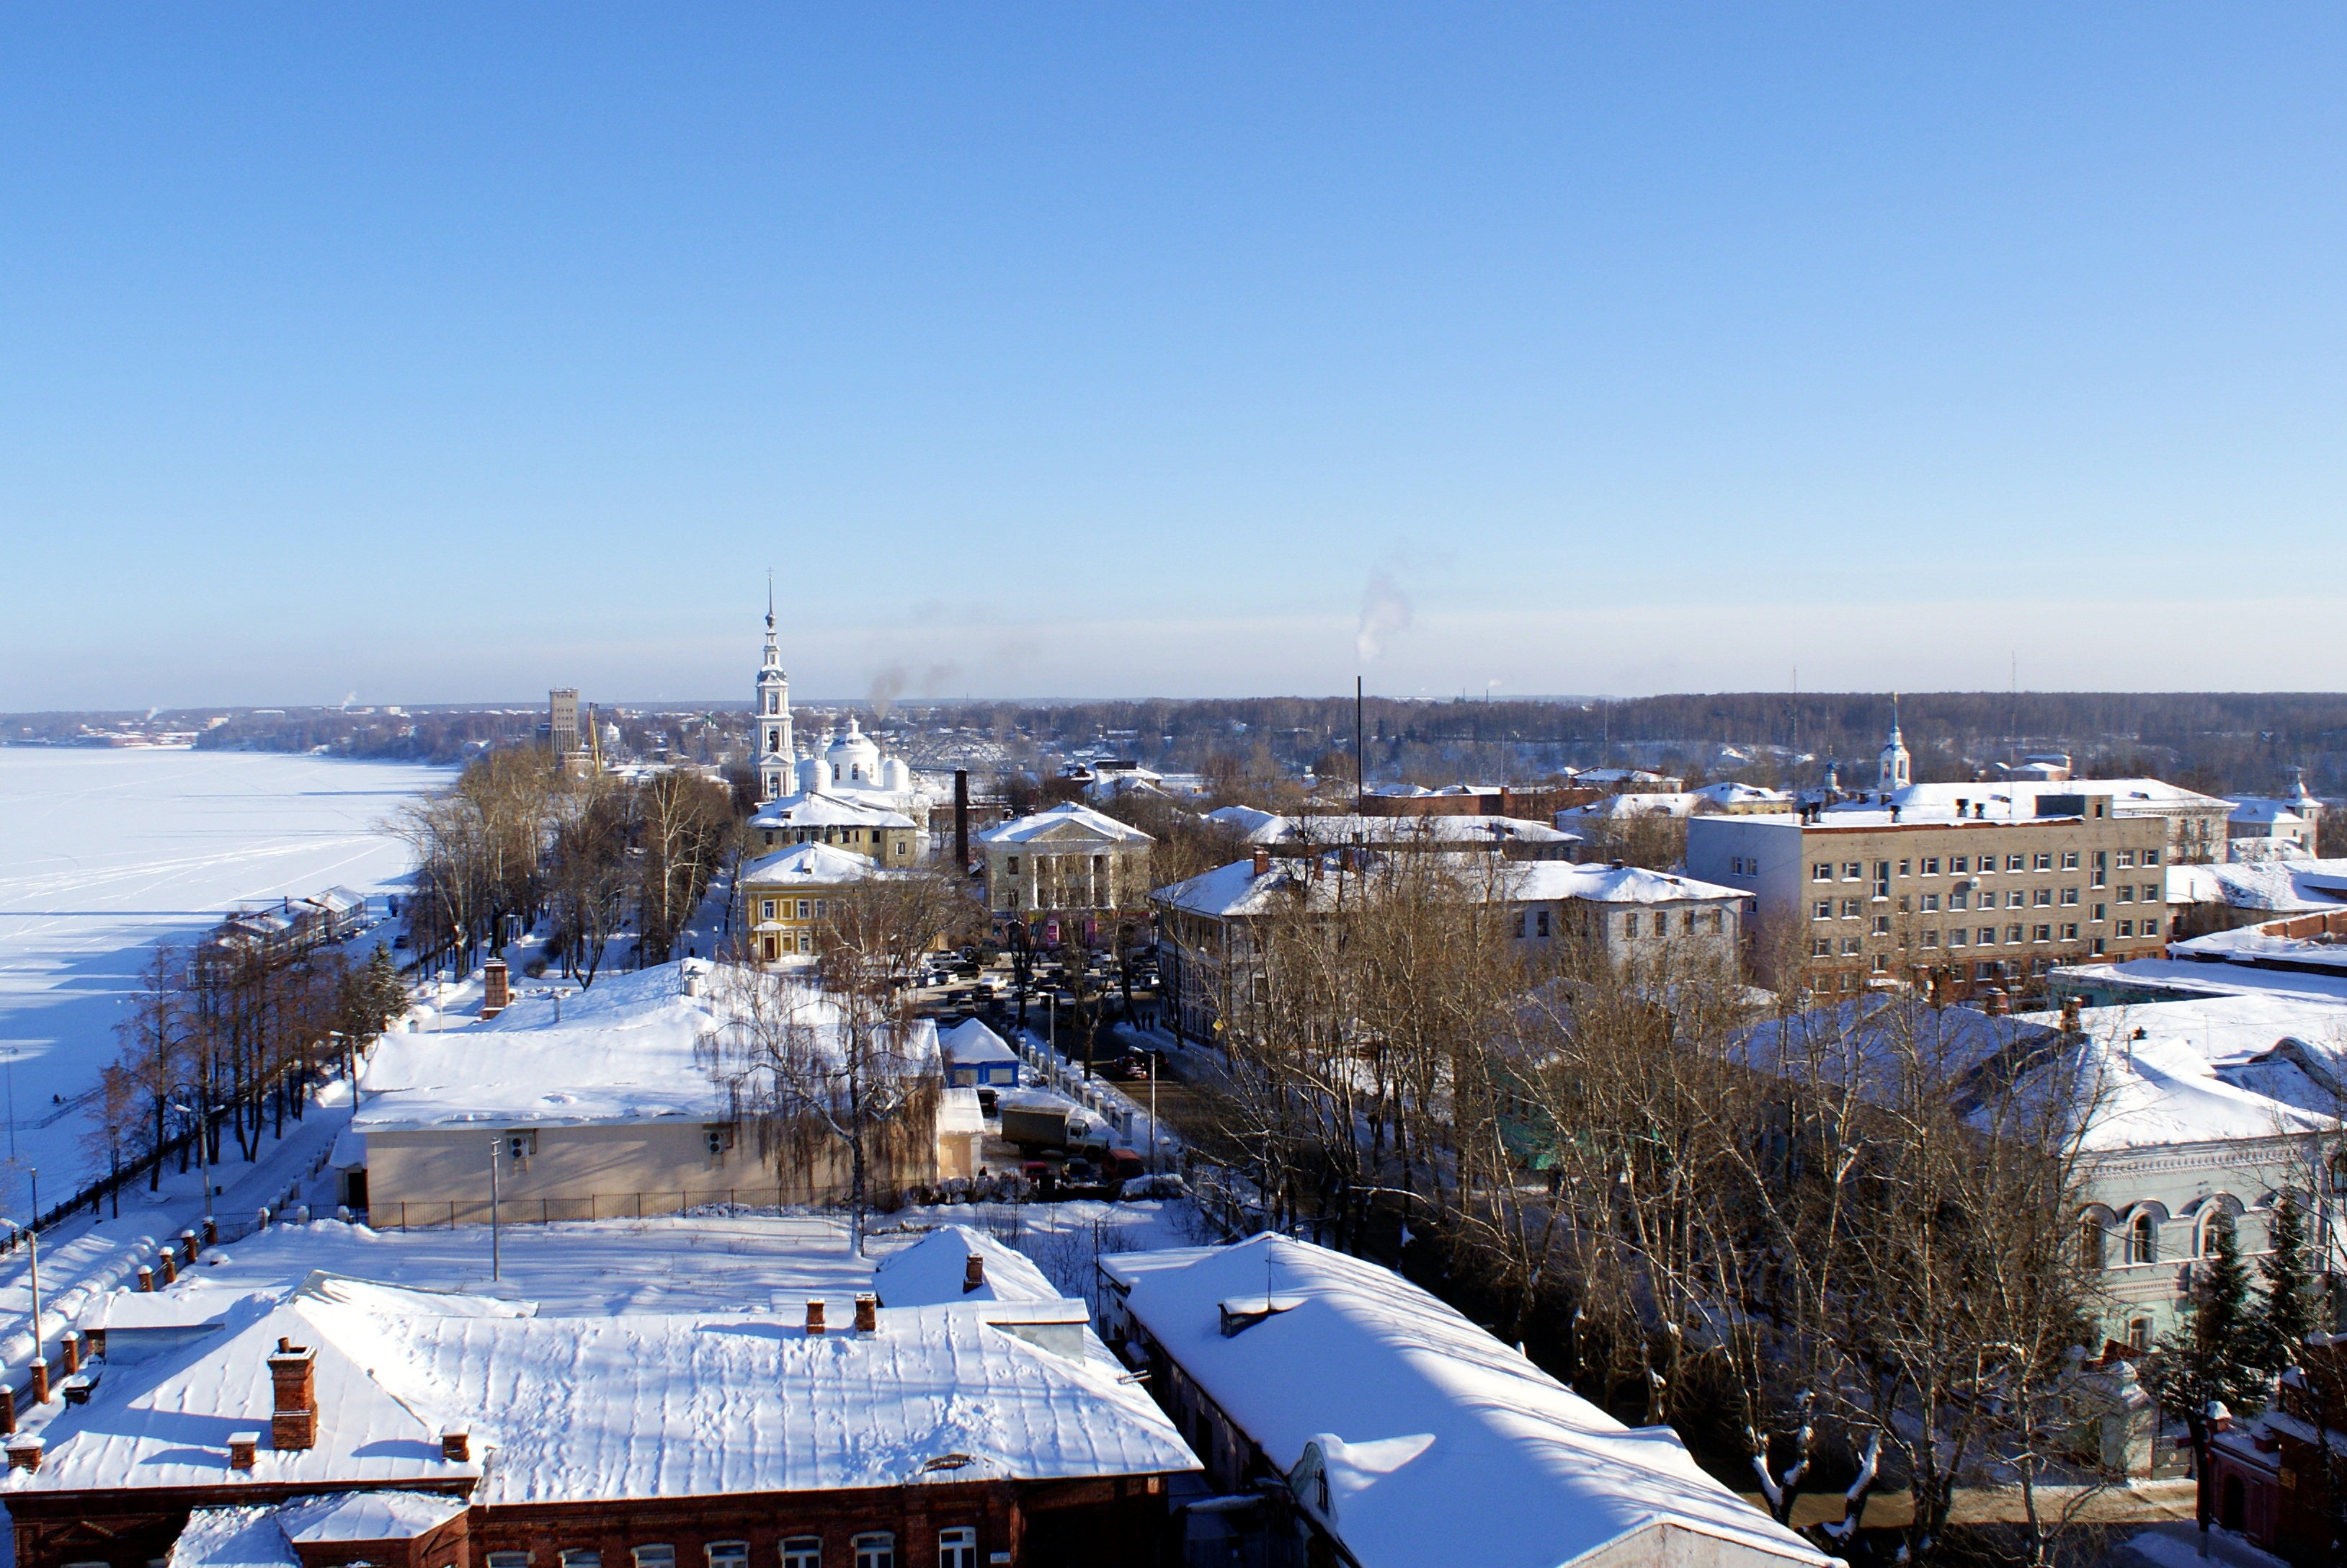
[705,1126,736,1157]
[505,1131,536,1165]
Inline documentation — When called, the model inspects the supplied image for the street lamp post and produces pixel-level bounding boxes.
[487,1135,502,1283]
[169,1102,213,1229]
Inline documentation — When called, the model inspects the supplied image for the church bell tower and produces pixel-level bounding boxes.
[755,576,793,803]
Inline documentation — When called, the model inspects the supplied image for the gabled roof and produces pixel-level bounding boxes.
[976,802,1154,848]
[739,840,883,887]
[940,1017,1020,1067]
[1101,1237,1823,1568]
[751,792,915,830]
[1505,862,1745,906]
[873,1224,1062,1307]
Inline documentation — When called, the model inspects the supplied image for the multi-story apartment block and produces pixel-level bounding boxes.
[1689,792,2172,1002]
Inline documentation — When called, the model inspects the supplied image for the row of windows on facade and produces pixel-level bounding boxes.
[2088,1208,2242,1271]
[1773,849,2165,882]
[1813,884,2159,917]
[1817,955,2075,990]
[1507,907,1729,940]
[1810,919,2157,958]
[1002,856,1113,876]
[759,899,831,922]
[488,1533,979,1568]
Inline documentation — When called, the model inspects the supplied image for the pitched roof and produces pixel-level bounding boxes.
[873,1224,1062,1308]
[22,1275,1195,1506]
[1100,1237,1823,1568]
[976,802,1154,848]
[739,841,883,887]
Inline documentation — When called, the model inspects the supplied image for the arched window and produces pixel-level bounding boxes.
[2080,1213,2108,1270]
[2199,1209,2235,1259]
[2127,1211,2157,1266]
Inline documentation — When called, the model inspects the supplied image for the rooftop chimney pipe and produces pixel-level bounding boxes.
[1252,847,1270,878]
[955,770,970,874]
[268,1339,317,1451]
[855,1294,878,1332]
[963,1253,986,1293]
[806,1300,827,1336]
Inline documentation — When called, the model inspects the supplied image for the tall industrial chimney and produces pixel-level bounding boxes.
[954,769,970,873]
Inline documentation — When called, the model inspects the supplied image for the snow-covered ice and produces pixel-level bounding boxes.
[0,749,446,1190]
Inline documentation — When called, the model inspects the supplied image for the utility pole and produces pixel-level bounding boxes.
[1355,675,1365,805]
[488,1134,502,1282]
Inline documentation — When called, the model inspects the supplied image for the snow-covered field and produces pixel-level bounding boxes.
[0,748,447,1192]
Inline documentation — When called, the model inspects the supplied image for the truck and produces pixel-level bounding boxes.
[999,1098,1111,1154]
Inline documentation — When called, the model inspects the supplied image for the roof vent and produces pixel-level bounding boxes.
[806,1299,827,1336]
[442,1425,471,1462]
[6,1436,41,1473]
[1219,1295,1306,1337]
[228,1432,258,1471]
[855,1293,878,1334]
[963,1254,986,1294]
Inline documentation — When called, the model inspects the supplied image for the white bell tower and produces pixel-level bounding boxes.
[1878,694,1911,796]
[755,575,793,802]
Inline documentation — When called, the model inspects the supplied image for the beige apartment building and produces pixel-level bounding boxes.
[1688,790,2174,1004]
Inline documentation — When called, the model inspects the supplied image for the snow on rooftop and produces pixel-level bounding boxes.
[168,1506,300,1568]
[276,1489,468,1543]
[1201,807,1575,847]
[1100,1236,1822,1568]
[872,1225,1061,1307]
[1504,862,1745,906]
[750,792,917,830]
[976,801,1154,847]
[940,1017,1020,1066]
[739,840,883,886]
[2165,858,2347,914]
[22,1273,1197,1505]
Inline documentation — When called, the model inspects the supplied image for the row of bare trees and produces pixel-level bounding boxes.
[1181,850,2119,1564]
[94,943,409,1198]
[391,750,737,985]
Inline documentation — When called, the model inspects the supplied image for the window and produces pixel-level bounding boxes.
[2093,904,2106,922]
[1896,896,1910,913]
[560,1554,602,1568]
[2116,884,2133,903]
[1921,930,1939,948]
[1007,856,1020,874]
[798,932,812,953]
[2007,855,2026,871]
[1841,899,1861,918]
[2117,850,2136,868]
[2061,851,2079,870]
[1870,953,1888,974]
[2093,937,2106,956]
[489,1556,530,1568]
[2061,888,2078,906]
[2127,1213,2157,1265]
[1920,893,1939,912]
[2005,924,2024,944]
[2032,852,2052,871]
[2034,888,2052,907]
[781,1542,821,1568]
[1946,928,1967,947]
[2061,923,2078,940]
[938,1531,978,1568]
[1623,913,1639,938]
[1731,856,1745,875]
[1812,863,1832,882]
[2198,1211,2235,1259]
[1814,901,1833,921]
[1812,937,1832,958]
[852,1537,895,1568]
[2007,890,2026,908]
[2127,1318,2152,1353]
[1513,911,1526,938]
[707,1551,749,1568]
[2033,924,2052,943]
[2145,849,2161,865]
[1949,889,1968,909]
[1536,909,1550,939]
[1843,863,1862,881]
[1709,909,1724,934]
[635,1550,677,1568]
[1680,909,1695,934]
[1871,916,1890,936]
[762,900,777,920]
[2081,1214,2107,1270]
[1897,860,1911,877]
[1922,858,1941,875]
[1841,937,1861,956]
[2118,919,2134,937]
[1950,855,1968,874]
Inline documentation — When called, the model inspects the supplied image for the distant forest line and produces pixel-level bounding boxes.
[10,690,2347,798]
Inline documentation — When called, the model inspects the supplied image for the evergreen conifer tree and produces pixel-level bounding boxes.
[2259,1190,2320,1374]
[2153,1213,2271,1546]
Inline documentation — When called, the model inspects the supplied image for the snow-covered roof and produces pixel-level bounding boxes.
[940,1017,1020,1068]
[17,1275,1195,1505]
[355,963,933,1134]
[976,802,1154,848]
[2232,801,2313,829]
[2165,858,2347,914]
[1148,860,1364,920]
[1203,807,1575,848]
[1886,778,2232,819]
[1101,1237,1824,1568]
[1689,781,1795,808]
[1556,791,1698,822]
[751,792,916,831]
[277,1489,468,1543]
[1505,862,1744,906]
[739,840,883,887]
[872,1224,1062,1307]
[169,1507,301,1568]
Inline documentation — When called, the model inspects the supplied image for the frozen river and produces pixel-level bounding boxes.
[0,747,447,1193]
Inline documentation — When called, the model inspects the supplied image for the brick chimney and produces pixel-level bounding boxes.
[6,1436,42,1473]
[161,1250,177,1286]
[963,1253,986,1294]
[805,1300,826,1336]
[138,1264,153,1293]
[269,1338,317,1450]
[854,1294,877,1333]
[228,1432,258,1471]
[30,1358,49,1405]
[60,1332,79,1376]
[0,1384,15,1436]
[2061,996,2084,1035]
[1252,847,1270,878]
[482,958,509,1019]
[441,1425,471,1462]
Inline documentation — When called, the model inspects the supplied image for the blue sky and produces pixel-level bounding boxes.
[5,6,2343,708]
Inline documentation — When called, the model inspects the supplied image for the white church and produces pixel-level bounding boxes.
[747,595,935,853]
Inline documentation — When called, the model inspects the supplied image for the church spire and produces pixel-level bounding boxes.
[1879,693,1911,795]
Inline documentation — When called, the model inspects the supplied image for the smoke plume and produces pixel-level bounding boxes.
[1356,571,1412,665]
